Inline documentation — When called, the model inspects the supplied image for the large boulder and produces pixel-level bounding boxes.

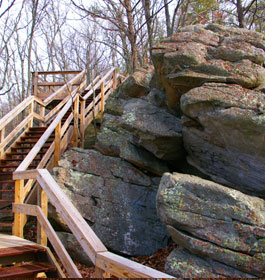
[181,83,265,197]
[95,85,184,173]
[52,148,169,257]
[152,24,265,111]
[157,172,265,277]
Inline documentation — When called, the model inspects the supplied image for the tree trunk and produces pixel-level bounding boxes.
[236,0,245,28]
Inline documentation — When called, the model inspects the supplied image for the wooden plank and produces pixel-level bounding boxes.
[54,121,61,167]
[13,203,81,277]
[0,114,32,152]
[80,101,85,148]
[0,233,35,248]
[23,179,35,199]
[82,68,115,100]
[112,69,117,91]
[33,72,38,96]
[100,81,105,113]
[15,94,78,172]
[38,82,81,87]
[13,180,25,238]
[13,203,38,216]
[40,190,48,246]
[72,95,79,147]
[37,70,82,75]
[43,70,85,104]
[36,207,82,278]
[60,127,73,155]
[45,247,66,278]
[32,112,44,122]
[37,142,55,169]
[36,169,107,264]
[96,251,174,278]
[44,96,70,123]
[0,96,34,131]
[13,170,38,180]
[0,127,4,158]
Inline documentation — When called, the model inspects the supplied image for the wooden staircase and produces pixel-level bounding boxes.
[0,233,63,278]
[0,126,55,232]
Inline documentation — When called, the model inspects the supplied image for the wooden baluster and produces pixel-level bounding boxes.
[100,81,105,114]
[0,128,5,158]
[37,186,48,246]
[54,121,61,166]
[112,69,117,91]
[80,100,85,148]
[13,180,24,238]
[72,95,79,147]
[40,105,45,127]
[95,267,111,278]
[28,100,34,128]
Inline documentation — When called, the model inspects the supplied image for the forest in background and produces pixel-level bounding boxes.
[0,0,264,115]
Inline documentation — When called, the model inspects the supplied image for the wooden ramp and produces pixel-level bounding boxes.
[0,233,64,278]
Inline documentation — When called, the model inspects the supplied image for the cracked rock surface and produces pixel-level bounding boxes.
[157,172,265,277]
[52,148,169,257]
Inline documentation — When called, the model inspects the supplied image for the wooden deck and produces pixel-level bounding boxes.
[0,233,35,249]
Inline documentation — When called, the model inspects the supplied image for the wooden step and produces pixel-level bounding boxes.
[0,245,46,258]
[0,222,13,227]
[28,127,47,131]
[0,209,12,214]
[0,262,56,278]
[6,152,46,157]
[0,180,14,184]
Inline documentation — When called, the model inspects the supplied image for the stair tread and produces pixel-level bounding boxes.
[0,262,56,277]
[0,245,46,258]
[0,209,12,214]
[0,180,14,184]
[0,222,13,227]
[0,200,14,203]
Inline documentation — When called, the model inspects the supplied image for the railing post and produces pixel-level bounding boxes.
[72,95,79,147]
[80,100,85,148]
[37,186,48,246]
[95,267,111,278]
[0,128,5,158]
[28,100,34,128]
[33,72,38,96]
[54,121,61,166]
[112,69,117,91]
[100,81,105,114]
[13,180,24,238]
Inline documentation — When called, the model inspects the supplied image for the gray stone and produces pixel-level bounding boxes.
[166,248,255,278]
[151,24,265,112]
[181,83,265,197]
[157,172,265,277]
[121,98,184,160]
[56,232,93,265]
[120,141,169,176]
[52,148,170,256]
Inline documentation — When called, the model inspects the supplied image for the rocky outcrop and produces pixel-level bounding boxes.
[152,24,265,111]
[157,172,265,277]
[52,148,169,256]
[181,83,265,197]
[95,66,184,169]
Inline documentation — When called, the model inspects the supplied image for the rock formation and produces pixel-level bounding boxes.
[51,23,265,277]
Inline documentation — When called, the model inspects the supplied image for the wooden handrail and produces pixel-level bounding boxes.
[15,93,78,172]
[0,96,34,131]
[13,169,174,279]
[36,70,82,75]
[43,70,86,104]
[13,203,82,278]
[82,67,115,100]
